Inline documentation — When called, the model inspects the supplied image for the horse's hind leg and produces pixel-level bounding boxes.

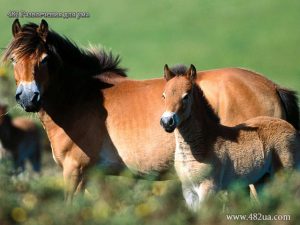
[274,134,298,171]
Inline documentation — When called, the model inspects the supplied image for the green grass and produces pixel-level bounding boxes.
[0,1,300,224]
[1,157,300,225]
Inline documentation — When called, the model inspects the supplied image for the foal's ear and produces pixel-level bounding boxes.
[38,19,49,42]
[186,64,197,81]
[12,19,22,37]
[164,64,175,81]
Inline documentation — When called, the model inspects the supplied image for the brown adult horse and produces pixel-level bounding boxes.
[0,103,41,174]
[160,64,300,210]
[2,19,299,200]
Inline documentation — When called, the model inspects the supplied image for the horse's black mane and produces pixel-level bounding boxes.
[46,31,127,77]
[2,22,127,77]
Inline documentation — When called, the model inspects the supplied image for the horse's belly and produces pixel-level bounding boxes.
[99,129,175,176]
[107,130,175,174]
[97,133,125,174]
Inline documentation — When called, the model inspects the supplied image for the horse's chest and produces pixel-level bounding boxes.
[174,145,211,184]
[175,161,212,183]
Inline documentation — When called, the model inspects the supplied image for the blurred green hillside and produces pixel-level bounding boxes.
[0,0,299,91]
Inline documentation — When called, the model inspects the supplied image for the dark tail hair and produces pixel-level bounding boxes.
[276,87,300,130]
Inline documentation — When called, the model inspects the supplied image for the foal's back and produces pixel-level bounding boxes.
[219,116,300,185]
[244,116,300,168]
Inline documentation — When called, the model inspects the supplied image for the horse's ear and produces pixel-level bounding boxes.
[12,19,22,37]
[164,64,175,81]
[38,19,49,42]
[186,64,197,81]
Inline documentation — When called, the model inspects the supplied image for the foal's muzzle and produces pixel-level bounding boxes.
[160,112,178,133]
[16,81,42,112]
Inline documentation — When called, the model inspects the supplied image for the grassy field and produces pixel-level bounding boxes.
[0,0,300,224]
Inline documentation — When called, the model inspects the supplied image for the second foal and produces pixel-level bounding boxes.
[160,64,300,210]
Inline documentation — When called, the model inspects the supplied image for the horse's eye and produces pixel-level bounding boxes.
[40,56,49,65]
[182,94,189,101]
[162,93,166,99]
[10,57,16,65]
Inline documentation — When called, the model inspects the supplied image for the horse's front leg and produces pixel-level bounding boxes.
[63,155,86,204]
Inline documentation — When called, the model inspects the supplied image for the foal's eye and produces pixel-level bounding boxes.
[182,94,189,102]
[162,93,166,99]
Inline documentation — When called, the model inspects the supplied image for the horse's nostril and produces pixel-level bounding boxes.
[31,92,40,104]
[168,117,174,126]
[160,116,176,128]
[15,84,24,102]
[15,93,21,101]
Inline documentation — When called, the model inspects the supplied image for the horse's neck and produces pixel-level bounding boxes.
[175,116,204,162]
[38,89,106,163]
[38,97,101,137]
[175,92,219,161]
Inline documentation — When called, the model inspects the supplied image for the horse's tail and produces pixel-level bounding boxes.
[276,86,300,130]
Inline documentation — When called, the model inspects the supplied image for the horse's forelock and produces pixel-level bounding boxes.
[2,23,44,63]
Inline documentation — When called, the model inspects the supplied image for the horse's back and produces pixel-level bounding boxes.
[196,68,285,127]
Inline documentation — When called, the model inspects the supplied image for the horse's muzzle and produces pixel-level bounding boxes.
[16,82,42,112]
[160,112,178,133]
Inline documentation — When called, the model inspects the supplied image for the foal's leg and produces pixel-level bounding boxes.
[182,179,216,211]
[195,179,217,204]
[249,184,260,205]
[182,184,200,211]
[274,132,300,170]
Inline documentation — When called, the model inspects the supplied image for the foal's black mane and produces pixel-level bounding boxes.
[193,85,220,123]
[170,65,220,123]
[2,22,127,78]
[169,64,188,76]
